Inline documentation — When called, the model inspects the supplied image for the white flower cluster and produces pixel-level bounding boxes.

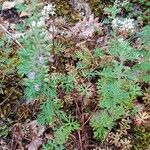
[112,18,135,33]
[32,3,55,27]
[41,4,56,18]
[31,17,45,27]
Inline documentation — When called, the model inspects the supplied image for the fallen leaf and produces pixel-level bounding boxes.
[12,123,24,141]
[27,120,45,138]
[37,125,45,137]
[20,11,29,17]
[27,138,42,150]
[27,120,38,138]
[2,1,15,10]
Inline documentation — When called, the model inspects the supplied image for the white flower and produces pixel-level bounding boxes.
[31,20,36,27]
[112,18,118,28]
[41,3,56,18]
[118,37,124,43]
[31,3,56,28]
[28,71,35,80]
[38,55,45,64]
[112,17,135,33]
[31,17,45,27]
[37,17,45,27]
[48,26,57,32]
[34,84,40,91]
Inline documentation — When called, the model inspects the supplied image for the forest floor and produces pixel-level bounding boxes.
[0,0,150,150]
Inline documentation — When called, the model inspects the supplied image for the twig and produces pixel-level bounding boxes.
[74,97,81,116]
[52,16,55,55]
[77,130,83,150]
[0,23,23,48]
[80,104,98,129]
[0,91,13,106]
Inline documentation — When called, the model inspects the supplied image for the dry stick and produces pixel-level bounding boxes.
[0,91,13,106]
[74,97,83,150]
[74,98,81,116]
[0,86,22,106]
[52,16,55,55]
[80,104,98,129]
[0,24,23,48]
[77,130,83,150]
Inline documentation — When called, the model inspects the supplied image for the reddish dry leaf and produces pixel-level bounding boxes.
[67,14,102,39]
[37,125,45,137]
[12,123,24,141]
[27,120,38,138]
[20,11,29,17]
[27,138,42,150]
[27,120,45,138]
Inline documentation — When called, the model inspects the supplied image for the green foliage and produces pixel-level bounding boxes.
[90,37,142,141]
[133,26,150,83]
[103,0,121,24]
[139,25,150,48]
[60,74,75,93]
[53,114,79,145]
[16,1,79,149]
[37,97,60,125]
[17,28,51,99]
[93,48,105,58]
[43,114,79,150]
[77,83,92,98]
[108,39,139,61]
[0,125,9,138]
[1,0,150,148]
[43,140,64,150]
[90,111,114,140]
[0,34,17,76]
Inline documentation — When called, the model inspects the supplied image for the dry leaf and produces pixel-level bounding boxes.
[20,11,29,17]
[37,125,45,137]
[2,1,15,10]
[67,14,102,39]
[27,120,38,138]
[12,123,24,141]
[27,120,45,138]
[27,138,42,150]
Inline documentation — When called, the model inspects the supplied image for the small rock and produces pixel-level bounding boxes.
[2,1,15,10]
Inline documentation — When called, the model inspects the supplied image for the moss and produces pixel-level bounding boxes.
[133,125,150,150]
[51,0,81,23]
[88,0,109,17]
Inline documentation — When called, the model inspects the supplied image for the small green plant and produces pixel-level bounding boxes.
[103,0,121,24]
[133,25,150,83]
[16,1,79,149]
[43,113,79,150]
[1,0,149,149]
[90,37,142,140]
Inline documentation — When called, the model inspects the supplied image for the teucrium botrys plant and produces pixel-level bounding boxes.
[90,36,142,141]
[17,1,79,149]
